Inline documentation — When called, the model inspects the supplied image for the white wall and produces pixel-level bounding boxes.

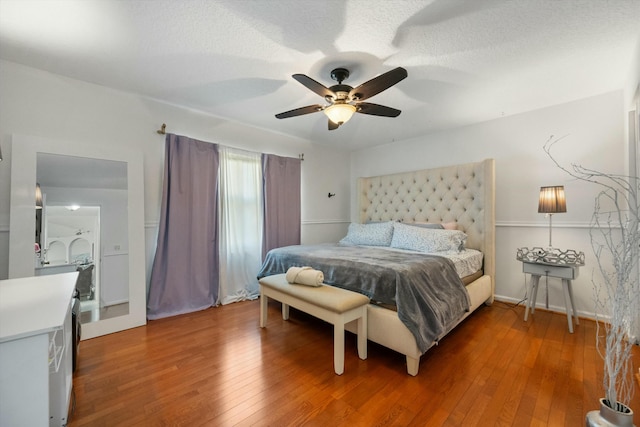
[623,36,640,111]
[350,90,627,319]
[2,56,634,321]
[0,60,352,282]
[624,36,640,341]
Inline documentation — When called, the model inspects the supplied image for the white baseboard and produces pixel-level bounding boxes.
[493,295,598,321]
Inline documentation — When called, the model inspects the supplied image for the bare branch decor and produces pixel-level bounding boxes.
[544,135,639,422]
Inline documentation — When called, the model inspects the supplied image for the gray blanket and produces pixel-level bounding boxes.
[257,243,471,353]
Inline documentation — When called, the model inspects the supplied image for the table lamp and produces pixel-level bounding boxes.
[538,185,566,248]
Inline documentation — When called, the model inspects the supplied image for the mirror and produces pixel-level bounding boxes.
[37,153,129,324]
[9,134,146,339]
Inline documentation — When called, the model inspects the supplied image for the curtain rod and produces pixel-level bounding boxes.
[157,123,303,162]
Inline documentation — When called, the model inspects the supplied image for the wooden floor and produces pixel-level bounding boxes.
[69,299,640,426]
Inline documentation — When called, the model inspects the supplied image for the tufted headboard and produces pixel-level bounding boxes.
[357,159,495,288]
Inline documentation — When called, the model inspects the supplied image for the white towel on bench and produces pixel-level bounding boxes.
[285,266,324,287]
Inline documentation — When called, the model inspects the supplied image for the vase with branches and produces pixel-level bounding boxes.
[544,135,639,424]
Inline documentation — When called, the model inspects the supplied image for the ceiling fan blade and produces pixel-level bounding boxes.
[348,67,408,101]
[275,104,323,119]
[328,119,339,130]
[292,74,336,99]
[356,102,402,117]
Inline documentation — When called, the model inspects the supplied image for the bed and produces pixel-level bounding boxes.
[258,159,495,375]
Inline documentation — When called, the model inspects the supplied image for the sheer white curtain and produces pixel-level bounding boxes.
[218,146,263,305]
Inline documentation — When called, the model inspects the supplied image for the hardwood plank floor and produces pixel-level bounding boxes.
[69,300,640,426]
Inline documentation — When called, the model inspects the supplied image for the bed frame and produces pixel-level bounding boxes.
[345,158,495,375]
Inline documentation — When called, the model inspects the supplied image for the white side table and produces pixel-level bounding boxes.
[522,261,580,333]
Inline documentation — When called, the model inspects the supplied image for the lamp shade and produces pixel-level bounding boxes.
[538,185,566,213]
[324,103,356,125]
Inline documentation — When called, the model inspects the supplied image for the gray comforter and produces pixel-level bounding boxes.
[257,243,471,353]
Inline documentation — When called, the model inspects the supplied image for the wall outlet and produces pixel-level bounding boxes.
[114,245,121,251]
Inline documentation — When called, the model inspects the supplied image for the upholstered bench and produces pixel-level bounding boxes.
[258,274,370,375]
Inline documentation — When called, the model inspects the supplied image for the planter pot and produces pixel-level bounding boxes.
[586,398,635,427]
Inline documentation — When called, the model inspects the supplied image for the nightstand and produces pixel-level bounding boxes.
[522,261,580,333]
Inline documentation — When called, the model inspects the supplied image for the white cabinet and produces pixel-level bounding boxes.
[0,272,78,426]
[49,302,74,426]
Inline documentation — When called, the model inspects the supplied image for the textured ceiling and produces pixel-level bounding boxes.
[1,0,639,150]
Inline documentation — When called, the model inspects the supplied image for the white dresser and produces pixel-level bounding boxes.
[0,272,78,426]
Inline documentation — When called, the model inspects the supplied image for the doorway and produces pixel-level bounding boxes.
[43,205,101,315]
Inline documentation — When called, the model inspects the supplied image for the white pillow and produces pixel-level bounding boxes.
[390,222,467,253]
[339,222,394,246]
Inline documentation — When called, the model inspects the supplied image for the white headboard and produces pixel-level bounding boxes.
[357,159,495,285]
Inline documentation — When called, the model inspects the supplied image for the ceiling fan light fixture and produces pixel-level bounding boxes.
[324,103,356,125]
[276,67,406,126]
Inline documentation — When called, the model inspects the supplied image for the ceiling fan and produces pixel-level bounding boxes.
[275,67,408,130]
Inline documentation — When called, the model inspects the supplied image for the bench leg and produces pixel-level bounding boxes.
[333,324,345,375]
[357,309,367,360]
[260,293,268,328]
[282,303,289,320]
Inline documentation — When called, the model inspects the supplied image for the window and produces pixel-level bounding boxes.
[217,147,263,304]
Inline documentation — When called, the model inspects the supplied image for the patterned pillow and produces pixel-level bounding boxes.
[390,222,467,253]
[339,222,394,246]
[402,221,457,230]
[405,222,444,229]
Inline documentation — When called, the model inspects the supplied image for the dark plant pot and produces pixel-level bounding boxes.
[586,398,635,427]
